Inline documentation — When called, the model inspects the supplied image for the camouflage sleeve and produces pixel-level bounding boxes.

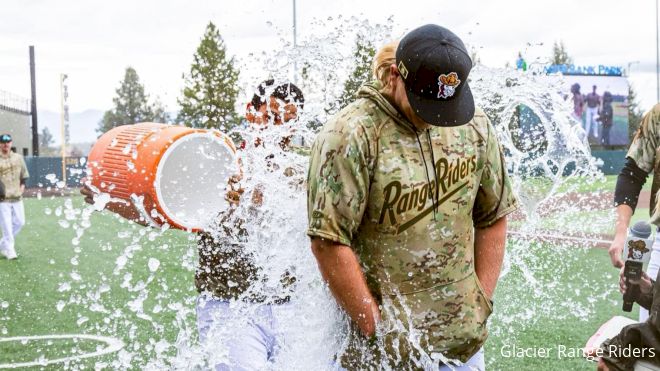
[307,122,371,247]
[627,105,660,173]
[472,121,518,228]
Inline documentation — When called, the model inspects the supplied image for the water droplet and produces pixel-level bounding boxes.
[148,258,160,272]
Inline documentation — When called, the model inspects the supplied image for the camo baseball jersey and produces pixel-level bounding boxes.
[0,152,28,201]
[626,104,660,224]
[307,82,518,366]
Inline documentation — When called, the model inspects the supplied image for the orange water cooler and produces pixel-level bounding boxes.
[87,123,238,232]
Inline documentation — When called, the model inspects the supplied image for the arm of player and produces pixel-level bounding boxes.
[80,178,149,226]
[311,237,381,337]
[610,204,633,268]
[474,215,508,299]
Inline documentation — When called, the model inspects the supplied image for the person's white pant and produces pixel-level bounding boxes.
[197,294,485,370]
[0,201,25,257]
[196,296,289,371]
[439,348,485,370]
[641,232,660,321]
[584,107,599,138]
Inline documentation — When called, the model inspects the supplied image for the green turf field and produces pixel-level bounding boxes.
[0,181,644,369]
[0,196,197,369]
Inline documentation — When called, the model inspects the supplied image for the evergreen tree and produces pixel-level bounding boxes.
[38,127,54,155]
[39,127,53,149]
[334,34,376,111]
[177,22,240,131]
[150,98,171,124]
[97,67,157,134]
[551,40,573,65]
[628,84,645,141]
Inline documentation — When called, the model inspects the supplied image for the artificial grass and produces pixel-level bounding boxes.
[486,241,634,370]
[0,196,196,368]
[0,195,642,370]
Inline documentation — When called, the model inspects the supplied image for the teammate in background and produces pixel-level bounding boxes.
[571,83,585,123]
[82,80,305,370]
[584,85,601,139]
[307,25,517,369]
[610,104,660,322]
[0,134,29,260]
[598,91,613,146]
[516,52,527,72]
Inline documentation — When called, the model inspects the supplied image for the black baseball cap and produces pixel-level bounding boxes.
[0,134,12,143]
[396,24,475,126]
[251,79,305,109]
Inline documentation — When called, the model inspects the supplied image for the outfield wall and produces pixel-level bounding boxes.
[18,151,627,190]
[591,150,626,176]
[24,156,86,188]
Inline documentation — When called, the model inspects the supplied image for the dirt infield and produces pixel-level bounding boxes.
[509,190,652,249]
[20,186,649,249]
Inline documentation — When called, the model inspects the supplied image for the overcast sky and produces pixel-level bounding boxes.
[1,0,658,116]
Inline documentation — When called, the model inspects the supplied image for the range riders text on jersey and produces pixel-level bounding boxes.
[379,155,478,232]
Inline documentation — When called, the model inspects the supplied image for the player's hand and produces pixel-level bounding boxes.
[80,177,148,225]
[251,186,263,207]
[80,177,96,205]
[596,358,610,371]
[619,267,653,295]
[608,234,625,268]
[225,174,244,206]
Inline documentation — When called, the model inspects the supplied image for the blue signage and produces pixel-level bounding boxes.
[544,64,623,76]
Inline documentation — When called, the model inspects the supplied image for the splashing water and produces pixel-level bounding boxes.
[467,67,618,369]
[13,18,623,371]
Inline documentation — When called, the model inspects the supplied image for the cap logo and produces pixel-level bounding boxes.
[398,61,409,80]
[437,72,461,99]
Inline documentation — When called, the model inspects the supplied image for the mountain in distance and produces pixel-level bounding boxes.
[38,109,179,156]
[38,109,103,146]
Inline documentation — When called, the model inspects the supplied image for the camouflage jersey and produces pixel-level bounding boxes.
[307,82,518,366]
[626,104,660,225]
[0,152,29,201]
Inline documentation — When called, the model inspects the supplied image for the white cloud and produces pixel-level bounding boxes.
[1,0,658,115]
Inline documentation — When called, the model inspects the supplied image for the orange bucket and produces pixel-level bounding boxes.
[87,123,238,232]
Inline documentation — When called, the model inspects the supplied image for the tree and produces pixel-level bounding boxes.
[333,34,376,112]
[97,67,160,134]
[38,127,56,155]
[628,84,645,141]
[177,22,240,131]
[39,127,53,150]
[551,40,573,65]
[150,98,171,124]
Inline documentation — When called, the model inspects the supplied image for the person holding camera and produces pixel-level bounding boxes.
[610,104,660,323]
[0,134,29,260]
[597,269,660,370]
